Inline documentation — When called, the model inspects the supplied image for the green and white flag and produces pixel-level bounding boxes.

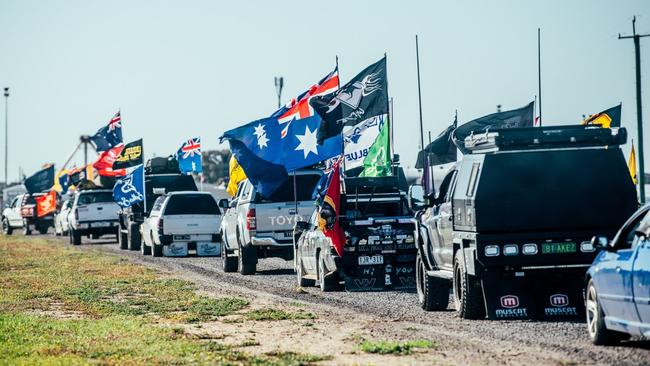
[359,115,390,177]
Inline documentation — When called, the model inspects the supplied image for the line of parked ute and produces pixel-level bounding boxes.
[2,125,649,345]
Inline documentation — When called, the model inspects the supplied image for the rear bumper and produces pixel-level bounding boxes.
[251,236,292,247]
[73,221,119,235]
[331,247,418,291]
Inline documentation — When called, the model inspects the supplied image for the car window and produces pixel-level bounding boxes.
[10,197,19,208]
[77,192,114,205]
[254,174,322,203]
[437,170,457,202]
[616,210,649,250]
[163,194,220,215]
[152,196,166,212]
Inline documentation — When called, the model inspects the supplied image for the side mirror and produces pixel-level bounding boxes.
[408,184,425,211]
[218,198,229,209]
[294,221,310,232]
[229,199,238,208]
[591,235,610,251]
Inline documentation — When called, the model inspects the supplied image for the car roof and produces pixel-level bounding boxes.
[78,189,112,194]
[166,191,212,196]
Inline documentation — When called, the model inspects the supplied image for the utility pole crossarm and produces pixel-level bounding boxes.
[619,16,649,203]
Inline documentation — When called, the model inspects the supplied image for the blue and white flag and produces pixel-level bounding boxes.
[220,68,342,198]
[91,111,123,152]
[113,164,145,208]
[177,137,202,174]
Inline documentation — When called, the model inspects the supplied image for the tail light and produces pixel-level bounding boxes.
[157,218,164,235]
[74,208,79,221]
[246,209,256,230]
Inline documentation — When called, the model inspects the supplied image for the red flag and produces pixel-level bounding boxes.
[93,143,124,170]
[35,191,57,217]
[97,167,126,177]
[318,159,346,256]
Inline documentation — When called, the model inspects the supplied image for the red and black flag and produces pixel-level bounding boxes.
[317,159,346,257]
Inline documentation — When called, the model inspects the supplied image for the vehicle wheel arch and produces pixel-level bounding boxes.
[416,225,436,271]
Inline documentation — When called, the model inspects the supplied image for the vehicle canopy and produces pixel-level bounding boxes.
[451,125,638,233]
[139,174,198,214]
[251,170,322,203]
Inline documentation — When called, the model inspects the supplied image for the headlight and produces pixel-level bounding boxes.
[522,243,538,255]
[580,241,595,252]
[503,244,519,256]
[484,245,499,257]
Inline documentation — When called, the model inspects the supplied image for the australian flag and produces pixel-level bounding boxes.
[91,111,123,152]
[177,137,203,174]
[113,164,145,208]
[220,68,342,198]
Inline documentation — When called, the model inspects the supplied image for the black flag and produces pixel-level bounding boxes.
[311,57,388,144]
[415,121,458,169]
[24,165,55,194]
[454,102,534,153]
[113,139,144,170]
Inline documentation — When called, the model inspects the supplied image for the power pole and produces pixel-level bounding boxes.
[274,77,284,109]
[537,28,543,127]
[3,87,8,187]
[619,16,650,203]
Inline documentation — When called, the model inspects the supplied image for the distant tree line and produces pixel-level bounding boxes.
[201,149,231,185]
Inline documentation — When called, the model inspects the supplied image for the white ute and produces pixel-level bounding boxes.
[68,189,121,245]
[141,191,222,257]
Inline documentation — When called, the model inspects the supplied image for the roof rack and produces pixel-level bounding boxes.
[464,125,627,153]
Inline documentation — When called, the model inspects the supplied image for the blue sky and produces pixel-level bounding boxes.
[1,0,649,180]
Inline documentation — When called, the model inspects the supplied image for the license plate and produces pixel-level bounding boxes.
[542,242,577,254]
[92,222,110,227]
[174,235,190,241]
[358,255,384,265]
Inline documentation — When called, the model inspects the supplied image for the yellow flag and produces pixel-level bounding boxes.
[226,156,247,197]
[629,140,637,185]
[52,169,69,193]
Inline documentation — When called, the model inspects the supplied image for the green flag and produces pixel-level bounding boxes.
[360,117,391,177]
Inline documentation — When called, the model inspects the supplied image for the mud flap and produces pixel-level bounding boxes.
[482,270,584,320]
[163,242,188,257]
[196,242,220,256]
[340,254,417,292]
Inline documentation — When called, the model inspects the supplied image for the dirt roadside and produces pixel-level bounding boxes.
[73,238,649,366]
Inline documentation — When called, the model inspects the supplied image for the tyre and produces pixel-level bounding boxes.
[37,225,48,235]
[72,230,82,245]
[453,250,485,319]
[2,218,13,235]
[586,280,629,345]
[127,223,141,251]
[416,251,449,311]
[23,220,32,236]
[221,235,238,273]
[296,250,314,287]
[152,242,163,257]
[118,228,128,250]
[68,229,73,244]
[238,241,257,275]
[141,238,152,256]
[318,254,338,292]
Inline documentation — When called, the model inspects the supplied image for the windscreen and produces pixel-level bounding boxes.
[255,174,321,203]
[474,148,638,232]
[164,194,220,215]
[78,192,114,205]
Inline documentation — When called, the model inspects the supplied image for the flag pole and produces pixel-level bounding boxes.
[336,55,346,174]
[384,52,393,175]
[415,35,425,169]
[537,28,543,127]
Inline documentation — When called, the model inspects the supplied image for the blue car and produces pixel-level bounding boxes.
[586,205,650,345]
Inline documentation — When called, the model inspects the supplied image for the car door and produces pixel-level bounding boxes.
[632,229,650,328]
[430,170,457,270]
[7,196,22,226]
[595,208,647,323]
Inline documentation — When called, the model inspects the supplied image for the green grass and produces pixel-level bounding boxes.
[359,339,437,355]
[245,308,316,321]
[0,236,327,365]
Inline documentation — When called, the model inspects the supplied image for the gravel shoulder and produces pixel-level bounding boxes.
[72,236,650,365]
